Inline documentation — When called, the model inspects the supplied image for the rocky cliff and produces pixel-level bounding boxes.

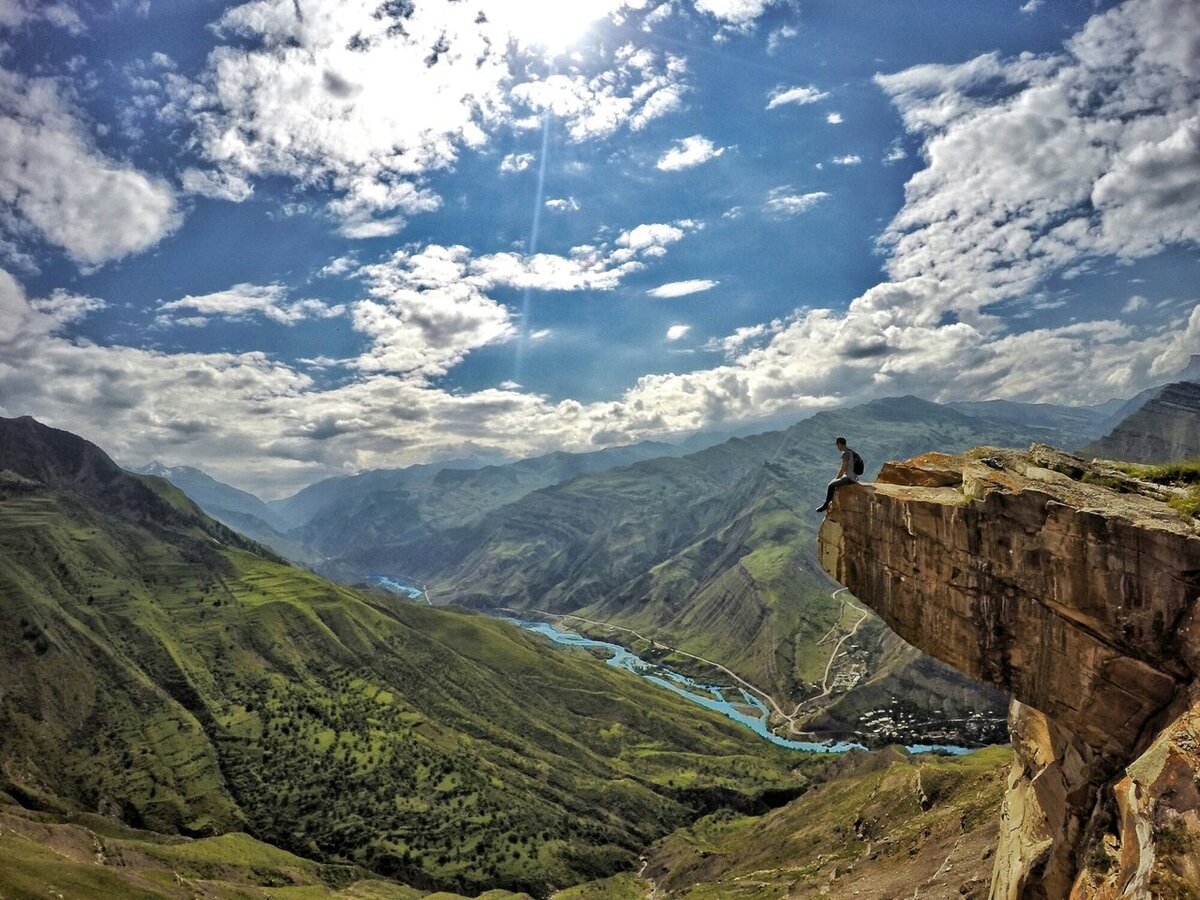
[818,446,1200,898]
[1082,381,1200,465]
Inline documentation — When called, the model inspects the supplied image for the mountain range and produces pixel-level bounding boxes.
[0,415,814,896]
[137,384,1198,748]
[5,366,1197,897]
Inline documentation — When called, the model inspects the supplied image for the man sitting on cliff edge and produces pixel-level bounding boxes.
[816,436,863,513]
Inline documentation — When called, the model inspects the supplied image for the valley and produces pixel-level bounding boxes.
[5,376,1195,899]
[0,417,817,897]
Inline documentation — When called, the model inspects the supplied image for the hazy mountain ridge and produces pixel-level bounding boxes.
[1081,380,1200,464]
[288,441,693,561]
[0,415,812,897]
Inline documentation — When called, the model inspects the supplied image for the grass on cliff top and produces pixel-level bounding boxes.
[1111,460,1200,518]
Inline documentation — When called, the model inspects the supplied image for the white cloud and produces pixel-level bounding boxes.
[0,0,83,33]
[1020,0,1043,13]
[767,25,799,55]
[831,154,862,166]
[1123,295,1148,313]
[875,0,1200,314]
[665,324,691,341]
[317,254,357,278]
[511,45,689,141]
[0,270,105,341]
[826,111,843,124]
[883,141,908,163]
[656,134,727,171]
[0,69,179,265]
[347,223,696,377]
[180,167,254,202]
[182,2,684,236]
[703,319,784,357]
[614,220,699,256]
[764,188,829,217]
[500,152,535,173]
[159,284,345,326]
[648,279,719,298]
[766,85,829,109]
[544,196,581,212]
[694,0,774,26]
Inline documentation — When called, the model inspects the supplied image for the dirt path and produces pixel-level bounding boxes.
[788,588,869,719]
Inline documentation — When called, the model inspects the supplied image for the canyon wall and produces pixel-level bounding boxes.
[818,446,1200,898]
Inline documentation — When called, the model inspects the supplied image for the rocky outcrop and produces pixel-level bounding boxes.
[1082,381,1200,464]
[818,446,1200,898]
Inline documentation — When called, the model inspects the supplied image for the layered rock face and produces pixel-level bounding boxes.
[1084,381,1200,465]
[818,446,1200,899]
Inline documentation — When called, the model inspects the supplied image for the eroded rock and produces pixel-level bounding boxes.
[818,445,1200,899]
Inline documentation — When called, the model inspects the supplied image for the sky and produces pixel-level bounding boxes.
[0,0,1198,496]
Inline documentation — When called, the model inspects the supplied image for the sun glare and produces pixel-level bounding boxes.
[501,0,617,51]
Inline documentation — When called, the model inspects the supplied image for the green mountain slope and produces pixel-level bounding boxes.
[332,398,1043,744]
[293,443,691,563]
[134,462,320,564]
[0,416,809,897]
[636,745,1010,899]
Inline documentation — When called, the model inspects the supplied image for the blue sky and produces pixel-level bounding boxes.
[0,0,1197,495]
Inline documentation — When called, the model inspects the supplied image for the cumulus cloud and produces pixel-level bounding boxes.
[180,167,254,202]
[767,25,799,55]
[876,0,1200,314]
[510,44,689,141]
[0,0,84,33]
[0,269,104,342]
[544,196,581,212]
[500,152,535,173]
[831,154,862,166]
[665,323,691,340]
[883,141,908,163]
[182,2,684,236]
[0,69,179,265]
[694,0,775,26]
[648,279,719,298]
[704,319,784,357]
[348,221,698,377]
[764,188,828,217]
[656,134,726,170]
[826,111,843,124]
[158,284,345,326]
[614,219,701,257]
[766,84,829,109]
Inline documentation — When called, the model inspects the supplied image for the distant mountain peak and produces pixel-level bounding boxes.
[1178,354,1200,383]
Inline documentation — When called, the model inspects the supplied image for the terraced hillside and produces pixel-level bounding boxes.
[0,416,810,897]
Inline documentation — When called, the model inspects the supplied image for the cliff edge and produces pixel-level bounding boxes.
[818,445,1200,899]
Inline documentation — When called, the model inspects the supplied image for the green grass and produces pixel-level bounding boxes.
[639,746,1011,898]
[1110,460,1200,518]
[0,477,809,897]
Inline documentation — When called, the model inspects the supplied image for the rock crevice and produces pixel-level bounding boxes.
[819,446,1200,898]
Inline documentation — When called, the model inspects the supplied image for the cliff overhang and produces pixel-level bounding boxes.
[819,445,1200,898]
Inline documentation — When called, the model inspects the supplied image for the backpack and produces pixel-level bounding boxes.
[851,450,865,476]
